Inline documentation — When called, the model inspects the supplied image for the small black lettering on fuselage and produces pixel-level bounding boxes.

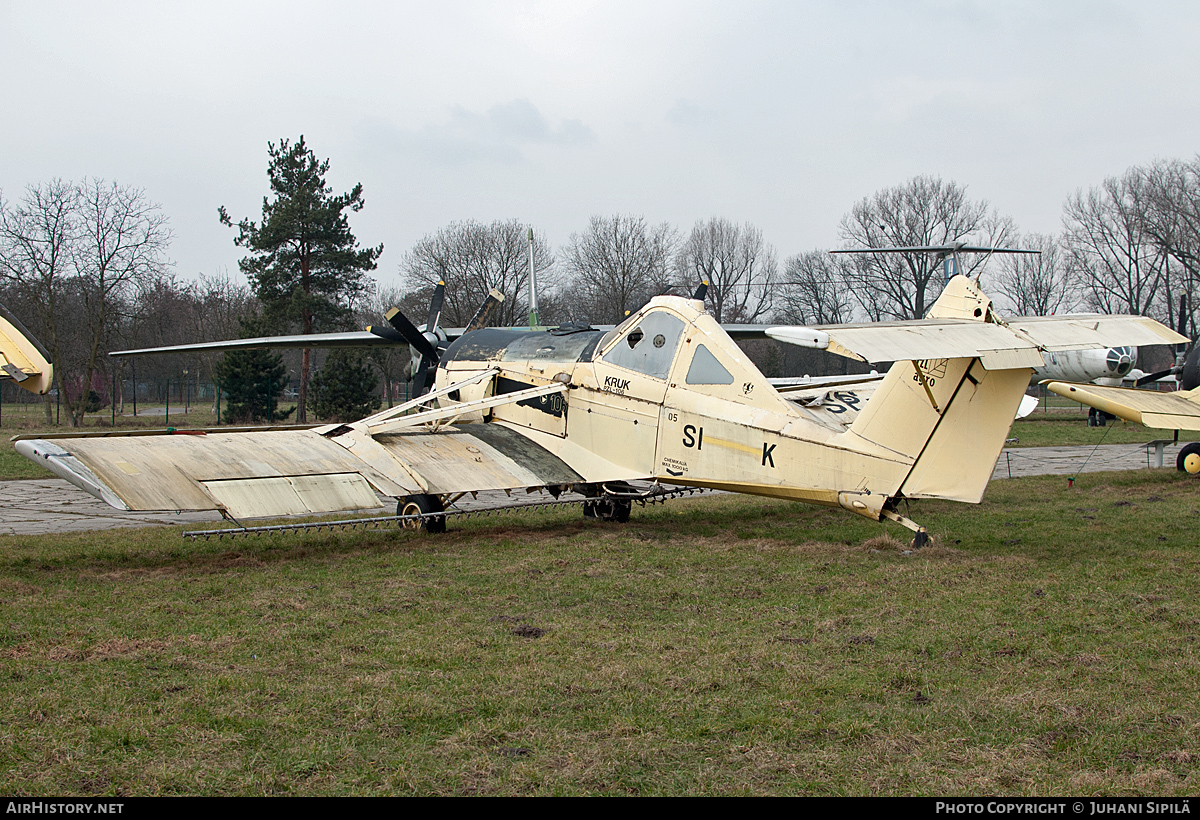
[604,375,631,394]
[762,442,776,467]
[683,425,703,449]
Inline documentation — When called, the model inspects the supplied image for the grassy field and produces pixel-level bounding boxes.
[2,469,1199,795]
[1009,413,1200,448]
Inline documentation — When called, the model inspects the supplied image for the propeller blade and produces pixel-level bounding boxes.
[464,289,505,334]
[692,280,709,301]
[411,355,435,396]
[366,324,408,344]
[426,281,446,334]
[1136,368,1175,387]
[385,307,439,362]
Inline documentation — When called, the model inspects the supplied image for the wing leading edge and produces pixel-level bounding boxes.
[1044,382,1200,431]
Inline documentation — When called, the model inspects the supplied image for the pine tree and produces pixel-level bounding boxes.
[213,318,295,424]
[308,349,381,422]
[219,136,382,422]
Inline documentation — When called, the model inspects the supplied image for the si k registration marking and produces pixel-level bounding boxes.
[680,425,777,467]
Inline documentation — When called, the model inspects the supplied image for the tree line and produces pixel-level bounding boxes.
[4,140,1200,426]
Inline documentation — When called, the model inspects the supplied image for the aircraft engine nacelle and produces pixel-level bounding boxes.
[1032,347,1136,386]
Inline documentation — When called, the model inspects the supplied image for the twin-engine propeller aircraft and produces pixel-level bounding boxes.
[1043,343,1200,473]
[12,274,1185,546]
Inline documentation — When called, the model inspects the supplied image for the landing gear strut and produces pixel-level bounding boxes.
[880,507,929,549]
[579,482,634,523]
[583,496,632,523]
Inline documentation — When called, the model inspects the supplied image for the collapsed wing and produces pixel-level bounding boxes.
[14,374,637,519]
[1044,382,1200,431]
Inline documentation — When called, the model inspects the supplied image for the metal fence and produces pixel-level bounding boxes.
[0,376,412,427]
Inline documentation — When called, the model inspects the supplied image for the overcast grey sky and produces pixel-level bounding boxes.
[3,0,1198,290]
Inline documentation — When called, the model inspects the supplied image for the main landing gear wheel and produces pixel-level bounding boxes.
[398,494,446,533]
[1177,442,1200,475]
[583,497,632,523]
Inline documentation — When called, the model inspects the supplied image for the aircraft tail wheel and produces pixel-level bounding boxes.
[912,529,930,549]
[1177,442,1200,475]
[398,494,447,533]
[584,497,632,523]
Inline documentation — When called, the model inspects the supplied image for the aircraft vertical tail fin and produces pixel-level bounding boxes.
[843,278,1032,505]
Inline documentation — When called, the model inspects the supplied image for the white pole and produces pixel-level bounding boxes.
[528,227,539,327]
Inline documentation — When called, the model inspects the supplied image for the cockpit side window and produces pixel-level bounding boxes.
[600,311,685,380]
[685,344,734,385]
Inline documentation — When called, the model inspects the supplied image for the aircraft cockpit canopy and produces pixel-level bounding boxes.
[599,310,686,380]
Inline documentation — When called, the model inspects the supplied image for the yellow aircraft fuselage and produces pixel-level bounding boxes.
[435,278,1031,536]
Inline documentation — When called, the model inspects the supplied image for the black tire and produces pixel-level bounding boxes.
[583,497,632,523]
[398,494,446,533]
[1177,442,1200,475]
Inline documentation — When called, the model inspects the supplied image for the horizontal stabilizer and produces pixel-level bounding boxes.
[767,320,1045,369]
[765,314,1185,370]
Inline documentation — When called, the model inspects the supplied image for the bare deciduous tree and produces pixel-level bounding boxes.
[676,218,777,322]
[776,251,855,325]
[0,180,77,422]
[1129,158,1200,336]
[562,214,677,324]
[72,179,172,425]
[0,179,171,426]
[839,176,1014,320]
[401,220,554,327]
[991,232,1078,316]
[1064,171,1164,317]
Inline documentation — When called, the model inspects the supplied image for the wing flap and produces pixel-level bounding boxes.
[201,474,384,519]
[370,424,584,493]
[1008,315,1187,350]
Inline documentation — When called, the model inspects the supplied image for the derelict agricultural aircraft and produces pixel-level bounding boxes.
[7,245,1190,546]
